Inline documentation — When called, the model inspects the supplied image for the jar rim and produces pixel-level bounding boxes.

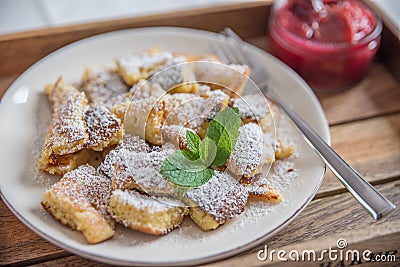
[270,0,383,51]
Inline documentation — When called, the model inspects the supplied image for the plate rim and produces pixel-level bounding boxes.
[0,26,329,266]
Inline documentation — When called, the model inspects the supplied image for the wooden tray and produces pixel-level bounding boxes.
[1,1,399,266]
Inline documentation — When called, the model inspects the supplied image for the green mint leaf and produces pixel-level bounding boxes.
[199,137,217,166]
[160,153,214,187]
[186,130,200,155]
[165,150,206,172]
[181,149,200,161]
[160,107,240,187]
[206,107,241,166]
[211,132,232,166]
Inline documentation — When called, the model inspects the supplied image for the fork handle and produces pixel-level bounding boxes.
[267,89,396,219]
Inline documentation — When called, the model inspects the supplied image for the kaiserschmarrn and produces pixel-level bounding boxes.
[38,49,296,244]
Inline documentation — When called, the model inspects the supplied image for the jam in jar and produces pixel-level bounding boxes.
[268,0,382,90]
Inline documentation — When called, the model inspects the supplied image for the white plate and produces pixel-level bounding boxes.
[0,27,329,266]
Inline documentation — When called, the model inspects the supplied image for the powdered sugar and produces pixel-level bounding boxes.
[261,160,298,192]
[98,134,150,179]
[49,91,88,155]
[62,164,113,221]
[111,189,175,215]
[185,171,249,224]
[163,93,205,130]
[232,94,271,122]
[82,69,129,105]
[149,56,189,91]
[194,62,248,93]
[117,51,174,79]
[85,105,121,149]
[263,131,276,164]
[163,90,229,132]
[31,101,56,188]
[195,84,212,96]
[129,80,166,100]
[114,148,179,196]
[200,90,229,122]
[161,125,193,150]
[227,123,264,177]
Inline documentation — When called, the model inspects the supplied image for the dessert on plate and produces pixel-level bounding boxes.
[38,49,295,244]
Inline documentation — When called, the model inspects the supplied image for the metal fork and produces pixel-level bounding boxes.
[212,27,395,220]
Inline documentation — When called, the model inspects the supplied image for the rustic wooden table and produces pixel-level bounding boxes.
[1,2,399,266]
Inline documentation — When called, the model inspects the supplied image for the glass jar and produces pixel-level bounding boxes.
[268,0,382,90]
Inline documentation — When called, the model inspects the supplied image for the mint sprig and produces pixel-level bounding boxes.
[160,106,241,187]
[199,137,217,167]
[206,107,241,166]
[186,130,200,156]
[160,150,212,187]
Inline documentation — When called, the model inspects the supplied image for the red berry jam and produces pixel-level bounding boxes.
[268,0,382,90]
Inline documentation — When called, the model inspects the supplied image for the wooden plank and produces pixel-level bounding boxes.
[26,181,400,266]
[207,228,400,267]
[0,75,16,98]
[29,256,108,267]
[246,37,400,126]
[317,64,400,125]
[204,181,400,267]
[28,232,400,267]
[317,113,400,197]
[318,156,400,199]
[0,1,272,78]
[0,200,69,266]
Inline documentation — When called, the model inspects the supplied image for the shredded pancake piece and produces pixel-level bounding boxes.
[97,134,150,179]
[227,123,265,177]
[81,69,129,106]
[112,148,179,197]
[109,189,187,235]
[184,171,249,231]
[41,164,114,244]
